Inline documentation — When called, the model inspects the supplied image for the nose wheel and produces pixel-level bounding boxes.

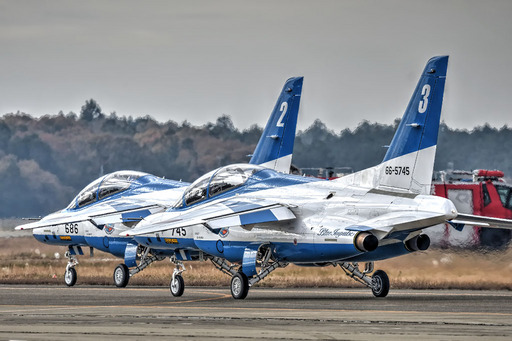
[64,251,78,287]
[64,267,77,287]
[169,256,186,297]
[170,274,185,297]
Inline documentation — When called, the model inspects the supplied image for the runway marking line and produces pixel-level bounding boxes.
[3,286,512,297]
[2,304,512,318]
[1,287,512,318]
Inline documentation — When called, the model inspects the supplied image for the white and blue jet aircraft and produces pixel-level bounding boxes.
[15,76,304,289]
[124,56,512,299]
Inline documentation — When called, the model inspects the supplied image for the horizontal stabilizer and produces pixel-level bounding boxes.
[449,213,512,230]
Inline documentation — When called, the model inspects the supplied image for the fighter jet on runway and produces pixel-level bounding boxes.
[15,76,304,289]
[124,56,512,299]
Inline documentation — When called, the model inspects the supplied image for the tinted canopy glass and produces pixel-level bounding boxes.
[68,171,147,209]
[176,164,263,208]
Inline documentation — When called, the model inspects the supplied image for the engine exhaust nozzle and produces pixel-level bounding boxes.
[354,232,378,252]
[405,234,430,252]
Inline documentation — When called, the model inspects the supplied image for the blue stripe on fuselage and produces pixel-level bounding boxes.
[239,210,276,225]
[33,233,86,246]
[193,239,360,264]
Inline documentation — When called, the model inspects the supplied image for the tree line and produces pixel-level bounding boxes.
[1,99,510,217]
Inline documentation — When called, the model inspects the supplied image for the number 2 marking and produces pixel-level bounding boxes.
[418,84,431,114]
[276,102,288,127]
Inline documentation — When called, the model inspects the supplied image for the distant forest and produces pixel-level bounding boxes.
[1,99,511,217]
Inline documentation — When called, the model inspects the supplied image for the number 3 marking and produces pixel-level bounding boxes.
[418,84,431,114]
[276,102,288,127]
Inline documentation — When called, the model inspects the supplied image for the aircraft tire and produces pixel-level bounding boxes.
[113,264,130,288]
[64,267,77,287]
[170,274,185,297]
[371,270,390,298]
[231,272,249,299]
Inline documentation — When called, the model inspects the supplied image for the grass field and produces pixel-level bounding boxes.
[1,237,512,290]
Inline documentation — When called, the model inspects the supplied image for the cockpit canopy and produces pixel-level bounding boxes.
[175,164,263,208]
[67,171,148,209]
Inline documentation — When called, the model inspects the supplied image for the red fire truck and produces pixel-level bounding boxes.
[431,169,512,248]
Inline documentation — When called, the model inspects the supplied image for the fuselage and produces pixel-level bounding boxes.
[30,173,188,257]
[133,168,457,264]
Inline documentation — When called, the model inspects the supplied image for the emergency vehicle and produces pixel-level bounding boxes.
[430,169,512,248]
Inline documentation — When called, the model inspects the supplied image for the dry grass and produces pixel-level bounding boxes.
[1,237,512,290]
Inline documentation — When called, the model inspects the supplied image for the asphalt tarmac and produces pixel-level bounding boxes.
[0,285,511,340]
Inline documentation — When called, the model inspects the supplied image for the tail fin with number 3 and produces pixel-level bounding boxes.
[336,56,448,194]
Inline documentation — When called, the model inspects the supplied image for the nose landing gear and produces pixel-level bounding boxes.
[170,257,186,297]
[64,251,78,287]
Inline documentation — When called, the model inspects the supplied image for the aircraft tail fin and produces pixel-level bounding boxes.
[336,56,448,194]
[249,77,303,173]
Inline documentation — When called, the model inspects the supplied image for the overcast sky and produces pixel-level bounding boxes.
[1,0,511,132]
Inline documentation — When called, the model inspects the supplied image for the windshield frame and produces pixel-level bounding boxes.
[67,170,148,209]
[174,164,263,208]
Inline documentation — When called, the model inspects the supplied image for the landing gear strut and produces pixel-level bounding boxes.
[112,246,165,288]
[64,251,78,287]
[210,246,288,300]
[170,256,186,297]
[340,262,390,298]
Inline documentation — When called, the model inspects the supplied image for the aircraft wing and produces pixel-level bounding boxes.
[122,198,296,237]
[14,201,166,230]
[344,211,447,239]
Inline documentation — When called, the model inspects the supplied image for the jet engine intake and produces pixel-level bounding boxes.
[354,232,378,252]
[405,234,430,252]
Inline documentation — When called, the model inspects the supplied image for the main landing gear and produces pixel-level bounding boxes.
[113,246,165,288]
[340,262,390,297]
[113,264,130,287]
[64,251,78,287]
[210,246,287,300]
[230,272,249,299]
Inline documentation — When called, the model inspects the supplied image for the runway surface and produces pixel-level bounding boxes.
[1,285,511,340]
